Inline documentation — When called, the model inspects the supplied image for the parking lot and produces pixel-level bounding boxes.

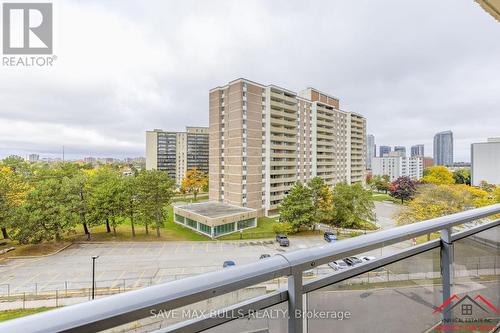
[0,234,413,296]
[0,201,407,295]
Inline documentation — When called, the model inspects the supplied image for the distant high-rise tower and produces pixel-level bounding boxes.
[433,131,453,166]
[146,127,209,184]
[379,146,391,157]
[394,146,406,157]
[411,144,425,157]
[366,134,376,170]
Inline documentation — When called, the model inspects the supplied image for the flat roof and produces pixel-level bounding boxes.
[173,201,255,219]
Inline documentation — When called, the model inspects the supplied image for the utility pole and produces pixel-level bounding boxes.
[62,145,65,163]
[92,255,99,299]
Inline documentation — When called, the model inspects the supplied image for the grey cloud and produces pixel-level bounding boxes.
[0,0,499,161]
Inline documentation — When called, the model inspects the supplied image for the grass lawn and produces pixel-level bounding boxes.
[371,192,401,204]
[172,195,208,202]
[68,205,211,242]
[0,307,55,322]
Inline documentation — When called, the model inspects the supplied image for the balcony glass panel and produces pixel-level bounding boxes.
[305,248,442,333]
[202,302,288,333]
[451,225,499,329]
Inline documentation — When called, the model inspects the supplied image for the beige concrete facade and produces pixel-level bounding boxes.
[210,78,367,217]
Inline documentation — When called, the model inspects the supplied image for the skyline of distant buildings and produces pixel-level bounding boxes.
[372,152,424,181]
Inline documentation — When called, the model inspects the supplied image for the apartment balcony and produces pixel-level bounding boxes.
[270,91,297,105]
[270,117,296,127]
[269,108,296,121]
[316,133,333,140]
[270,168,296,175]
[270,126,296,135]
[271,160,296,167]
[3,204,499,333]
[268,184,292,192]
[269,175,296,184]
[270,134,296,143]
[270,143,296,151]
[272,152,297,159]
[270,100,298,113]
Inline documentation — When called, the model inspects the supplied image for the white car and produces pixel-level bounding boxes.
[360,256,376,262]
[329,260,348,271]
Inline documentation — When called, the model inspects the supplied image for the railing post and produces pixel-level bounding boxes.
[288,272,303,333]
[440,227,454,327]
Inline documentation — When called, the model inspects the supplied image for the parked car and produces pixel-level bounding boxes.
[223,260,236,268]
[323,231,337,242]
[259,254,271,260]
[344,257,363,266]
[328,260,349,271]
[360,256,376,262]
[276,234,290,247]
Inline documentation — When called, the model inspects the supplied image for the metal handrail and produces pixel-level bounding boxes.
[1,203,499,333]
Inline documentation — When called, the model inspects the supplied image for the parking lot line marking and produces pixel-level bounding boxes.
[205,243,209,253]
[159,242,166,256]
[174,244,180,254]
[110,271,126,288]
[142,243,151,254]
[126,243,135,254]
[39,272,62,291]
[132,270,146,288]
[190,244,194,253]
[15,271,42,293]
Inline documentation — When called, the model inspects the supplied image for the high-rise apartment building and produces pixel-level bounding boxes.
[471,138,500,186]
[434,130,454,166]
[83,157,96,165]
[27,154,39,163]
[366,134,376,170]
[146,127,209,185]
[372,152,423,181]
[209,78,366,216]
[394,146,406,157]
[379,146,391,157]
[411,144,425,157]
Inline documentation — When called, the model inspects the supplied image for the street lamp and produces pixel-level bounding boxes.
[91,255,99,300]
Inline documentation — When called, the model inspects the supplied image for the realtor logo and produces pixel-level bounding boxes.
[2,3,53,54]
[433,294,499,316]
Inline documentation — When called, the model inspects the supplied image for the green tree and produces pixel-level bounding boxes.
[136,170,175,237]
[331,183,376,229]
[180,168,208,201]
[65,170,93,240]
[279,182,314,232]
[122,176,139,237]
[0,166,28,239]
[396,184,491,226]
[307,177,333,225]
[272,221,293,235]
[373,175,390,193]
[10,176,78,244]
[453,168,471,185]
[389,176,417,204]
[88,168,125,236]
[421,166,454,185]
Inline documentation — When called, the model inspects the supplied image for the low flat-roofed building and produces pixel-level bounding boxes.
[173,201,258,238]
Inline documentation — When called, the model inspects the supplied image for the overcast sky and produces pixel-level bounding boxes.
[1,0,499,161]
